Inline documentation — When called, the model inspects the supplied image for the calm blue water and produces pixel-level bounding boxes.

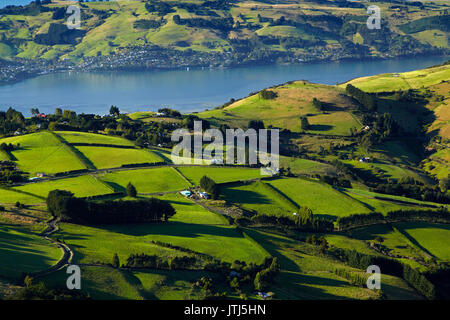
[0,56,448,115]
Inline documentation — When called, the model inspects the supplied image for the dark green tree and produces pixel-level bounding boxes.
[112,253,120,268]
[126,182,137,198]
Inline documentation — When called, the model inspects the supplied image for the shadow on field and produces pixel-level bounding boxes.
[308,124,333,131]
[347,224,394,240]
[108,222,243,239]
[103,181,126,193]
[222,189,272,205]
[243,228,301,273]
[273,271,358,300]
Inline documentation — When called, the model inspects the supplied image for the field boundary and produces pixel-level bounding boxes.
[50,131,96,170]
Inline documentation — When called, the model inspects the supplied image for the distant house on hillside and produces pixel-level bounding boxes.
[197,191,209,199]
[180,190,192,197]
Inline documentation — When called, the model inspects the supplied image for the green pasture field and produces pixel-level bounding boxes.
[130,269,221,300]
[41,266,143,300]
[56,196,268,264]
[41,265,221,300]
[343,188,439,209]
[99,167,190,194]
[176,166,262,185]
[0,225,62,279]
[221,180,299,216]
[128,112,182,124]
[0,132,86,175]
[0,151,9,161]
[13,175,113,200]
[75,146,162,169]
[244,228,421,300]
[56,222,187,265]
[324,233,378,256]
[394,222,450,261]
[0,187,43,204]
[198,81,360,136]
[347,224,427,261]
[422,148,450,179]
[343,64,450,92]
[55,131,135,146]
[266,177,371,219]
[279,156,335,175]
[153,193,228,225]
[343,159,425,183]
[342,192,418,214]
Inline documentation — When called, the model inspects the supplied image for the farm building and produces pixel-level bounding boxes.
[180,190,192,197]
[197,191,209,199]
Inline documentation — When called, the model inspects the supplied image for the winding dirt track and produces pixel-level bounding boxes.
[31,217,73,279]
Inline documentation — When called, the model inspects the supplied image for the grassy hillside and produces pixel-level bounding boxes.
[55,131,135,146]
[0,0,448,62]
[73,146,162,169]
[98,167,190,193]
[343,62,449,179]
[14,174,113,200]
[1,63,449,300]
[0,225,61,279]
[199,81,361,135]
[0,131,86,175]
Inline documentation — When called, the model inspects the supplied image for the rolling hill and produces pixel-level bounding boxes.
[0,0,448,64]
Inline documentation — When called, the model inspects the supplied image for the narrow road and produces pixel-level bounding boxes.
[31,217,73,279]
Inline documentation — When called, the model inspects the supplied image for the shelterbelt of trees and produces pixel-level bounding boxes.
[47,190,176,224]
[336,208,450,231]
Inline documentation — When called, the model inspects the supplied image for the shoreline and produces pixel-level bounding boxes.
[0,54,448,117]
[1,52,448,87]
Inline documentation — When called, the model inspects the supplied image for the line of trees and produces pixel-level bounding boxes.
[251,207,334,232]
[332,248,435,299]
[346,84,377,111]
[336,212,385,230]
[372,181,450,204]
[334,268,367,287]
[200,175,220,199]
[254,257,279,291]
[46,190,175,224]
[124,253,202,270]
[336,209,450,231]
